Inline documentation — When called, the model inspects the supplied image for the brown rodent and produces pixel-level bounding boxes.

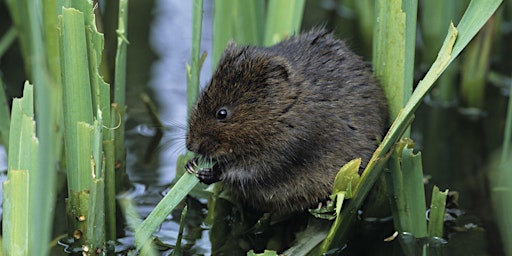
[185,29,388,214]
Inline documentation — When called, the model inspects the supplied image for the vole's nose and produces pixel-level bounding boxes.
[185,135,198,153]
[186,135,209,156]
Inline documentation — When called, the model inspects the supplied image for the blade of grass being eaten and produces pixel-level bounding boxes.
[134,173,200,251]
[119,196,158,256]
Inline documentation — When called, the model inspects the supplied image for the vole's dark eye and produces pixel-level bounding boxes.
[216,108,228,120]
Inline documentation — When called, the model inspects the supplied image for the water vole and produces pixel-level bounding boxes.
[185,29,388,214]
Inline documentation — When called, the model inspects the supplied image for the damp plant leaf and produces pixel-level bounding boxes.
[332,158,361,197]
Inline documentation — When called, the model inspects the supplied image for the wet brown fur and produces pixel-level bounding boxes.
[186,29,388,214]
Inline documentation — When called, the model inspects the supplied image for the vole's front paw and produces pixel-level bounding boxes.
[316,196,332,209]
[185,157,199,174]
[196,164,221,185]
[184,158,221,185]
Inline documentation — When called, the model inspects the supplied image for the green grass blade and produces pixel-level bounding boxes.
[490,153,512,256]
[119,197,158,256]
[114,0,128,108]
[427,186,448,238]
[502,74,512,164]
[0,79,11,151]
[103,139,116,241]
[4,83,37,255]
[187,0,204,114]
[451,0,502,60]
[3,170,29,256]
[135,173,199,250]
[402,145,428,237]
[113,0,129,195]
[373,0,415,121]
[460,17,496,108]
[88,177,105,252]
[263,0,305,46]
[212,0,265,67]
[0,26,17,57]
[60,7,94,192]
[5,0,31,76]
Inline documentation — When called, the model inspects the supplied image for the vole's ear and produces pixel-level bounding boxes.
[266,56,291,81]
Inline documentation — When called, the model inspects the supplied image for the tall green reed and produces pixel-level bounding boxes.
[3,0,128,254]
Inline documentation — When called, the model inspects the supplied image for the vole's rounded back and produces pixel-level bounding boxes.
[186,29,388,214]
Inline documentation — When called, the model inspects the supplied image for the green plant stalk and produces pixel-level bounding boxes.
[88,120,106,250]
[6,83,34,172]
[88,177,106,252]
[174,205,188,254]
[212,0,265,67]
[135,173,199,251]
[0,26,17,58]
[401,145,428,237]
[263,0,305,46]
[66,121,94,246]
[460,16,495,109]
[319,0,503,251]
[4,85,36,255]
[427,186,448,238]
[26,0,61,254]
[212,0,232,68]
[187,0,204,114]
[60,7,94,192]
[502,73,512,164]
[5,0,31,76]
[85,25,107,120]
[67,190,90,246]
[236,0,264,45]
[114,0,128,108]
[373,0,412,122]
[420,0,464,103]
[0,79,10,150]
[3,170,29,256]
[402,0,417,107]
[490,153,512,256]
[113,0,129,195]
[103,139,116,241]
[61,2,113,248]
[386,145,409,232]
[353,0,375,55]
[119,197,158,256]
